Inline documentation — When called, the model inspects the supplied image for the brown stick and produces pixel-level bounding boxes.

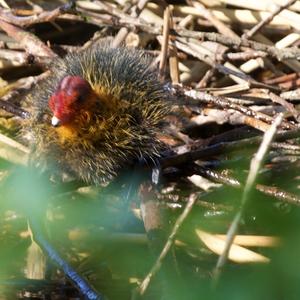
[159,6,170,81]
[168,6,180,84]
[188,0,239,39]
[0,19,56,58]
[112,0,149,47]
[0,1,75,27]
[160,126,300,168]
[242,0,298,39]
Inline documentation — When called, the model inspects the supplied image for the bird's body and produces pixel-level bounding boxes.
[27,46,169,184]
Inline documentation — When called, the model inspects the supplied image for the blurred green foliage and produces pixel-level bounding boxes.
[0,153,299,300]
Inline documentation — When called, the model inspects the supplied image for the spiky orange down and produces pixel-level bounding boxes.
[26,46,169,184]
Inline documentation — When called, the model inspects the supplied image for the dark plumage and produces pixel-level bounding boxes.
[26,46,169,184]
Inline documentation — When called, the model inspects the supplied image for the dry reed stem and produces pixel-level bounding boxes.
[242,0,298,39]
[158,6,170,81]
[137,193,197,296]
[213,113,283,282]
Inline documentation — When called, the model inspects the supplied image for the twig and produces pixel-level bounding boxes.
[60,11,300,61]
[0,99,30,118]
[242,0,298,39]
[0,1,75,27]
[112,0,149,47]
[189,0,239,39]
[268,91,299,121]
[0,19,56,57]
[0,132,29,165]
[213,113,283,283]
[197,68,215,88]
[174,38,280,91]
[137,193,197,296]
[0,0,9,9]
[68,8,300,62]
[190,164,241,188]
[161,126,300,168]
[200,107,271,132]
[219,50,267,61]
[0,132,29,154]
[174,152,300,208]
[28,218,103,300]
[175,29,300,60]
[0,49,52,67]
[277,78,300,90]
[184,89,291,129]
[264,72,300,85]
[159,6,170,81]
[168,6,180,84]
[256,184,300,206]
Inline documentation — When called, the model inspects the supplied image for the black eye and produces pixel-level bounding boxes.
[76,94,85,103]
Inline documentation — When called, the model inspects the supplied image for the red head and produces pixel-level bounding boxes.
[48,76,93,126]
